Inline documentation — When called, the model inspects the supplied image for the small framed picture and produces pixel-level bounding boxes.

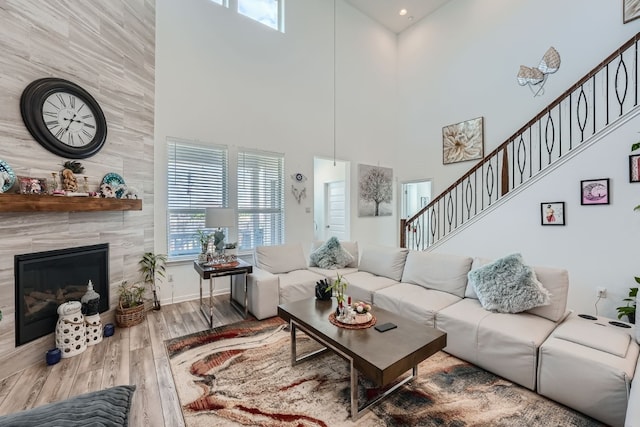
[630,155,640,182]
[18,176,48,195]
[580,178,610,205]
[541,202,565,226]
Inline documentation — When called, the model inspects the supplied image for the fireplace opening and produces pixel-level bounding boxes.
[15,243,109,346]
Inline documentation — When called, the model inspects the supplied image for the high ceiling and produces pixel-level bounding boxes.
[344,0,454,34]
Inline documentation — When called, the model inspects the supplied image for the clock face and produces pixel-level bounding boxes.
[41,91,98,148]
[20,78,107,159]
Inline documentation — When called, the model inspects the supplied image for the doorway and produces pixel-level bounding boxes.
[314,157,350,241]
[400,179,432,219]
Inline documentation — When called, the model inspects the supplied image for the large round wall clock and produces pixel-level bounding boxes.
[20,78,107,159]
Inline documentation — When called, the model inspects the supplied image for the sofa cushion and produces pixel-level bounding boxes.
[553,318,631,358]
[468,253,551,314]
[312,240,359,268]
[467,256,569,322]
[476,309,558,390]
[401,251,472,298]
[340,271,398,304]
[278,269,327,304]
[309,237,355,269]
[358,245,408,281]
[255,243,307,274]
[374,283,461,327]
[526,265,569,322]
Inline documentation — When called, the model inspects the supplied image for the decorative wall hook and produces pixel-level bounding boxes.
[517,47,561,97]
[291,172,307,204]
[291,185,306,204]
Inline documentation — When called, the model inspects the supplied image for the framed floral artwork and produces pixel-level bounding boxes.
[541,202,565,226]
[624,0,640,23]
[442,117,484,164]
[580,178,610,205]
[630,154,640,182]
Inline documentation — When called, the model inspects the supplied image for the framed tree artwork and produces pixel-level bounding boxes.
[357,164,393,217]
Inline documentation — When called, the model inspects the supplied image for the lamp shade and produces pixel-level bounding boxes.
[205,208,236,229]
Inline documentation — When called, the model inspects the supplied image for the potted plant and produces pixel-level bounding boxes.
[328,273,348,315]
[139,252,167,311]
[224,241,238,256]
[195,230,213,262]
[616,282,638,324]
[115,281,147,327]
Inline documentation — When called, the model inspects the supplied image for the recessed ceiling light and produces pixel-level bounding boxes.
[399,9,408,16]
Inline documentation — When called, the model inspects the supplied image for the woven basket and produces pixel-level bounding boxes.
[115,302,146,328]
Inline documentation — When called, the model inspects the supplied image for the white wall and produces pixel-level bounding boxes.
[397,0,640,318]
[156,0,640,317]
[155,0,398,301]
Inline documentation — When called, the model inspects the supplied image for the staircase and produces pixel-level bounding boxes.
[401,32,640,251]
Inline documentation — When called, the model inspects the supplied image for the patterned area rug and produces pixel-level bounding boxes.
[165,318,603,427]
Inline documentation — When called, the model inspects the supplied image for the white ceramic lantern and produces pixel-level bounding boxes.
[55,301,87,358]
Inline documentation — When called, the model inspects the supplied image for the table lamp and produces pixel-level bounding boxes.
[205,207,236,253]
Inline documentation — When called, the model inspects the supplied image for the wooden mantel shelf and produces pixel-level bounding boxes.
[0,193,142,212]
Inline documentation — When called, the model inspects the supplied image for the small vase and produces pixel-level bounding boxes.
[46,348,62,365]
[103,323,115,337]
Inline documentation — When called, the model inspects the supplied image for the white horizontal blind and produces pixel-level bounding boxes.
[237,149,284,250]
[167,139,228,258]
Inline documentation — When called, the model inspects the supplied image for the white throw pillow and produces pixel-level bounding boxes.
[468,253,551,314]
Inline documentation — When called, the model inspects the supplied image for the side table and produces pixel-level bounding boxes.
[193,259,253,327]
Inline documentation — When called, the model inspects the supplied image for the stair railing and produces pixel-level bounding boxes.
[401,32,640,250]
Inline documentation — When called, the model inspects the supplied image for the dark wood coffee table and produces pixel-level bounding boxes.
[277,298,447,420]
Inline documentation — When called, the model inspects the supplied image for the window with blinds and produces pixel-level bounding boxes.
[237,149,284,251]
[167,139,228,258]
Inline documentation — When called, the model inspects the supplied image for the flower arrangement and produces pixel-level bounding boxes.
[351,301,371,314]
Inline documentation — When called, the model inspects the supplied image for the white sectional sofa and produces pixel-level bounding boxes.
[245,241,640,426]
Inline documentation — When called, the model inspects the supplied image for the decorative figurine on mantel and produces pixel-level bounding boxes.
[61,160,84,192]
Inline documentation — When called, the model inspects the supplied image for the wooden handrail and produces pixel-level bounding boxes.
[403,31,640,246]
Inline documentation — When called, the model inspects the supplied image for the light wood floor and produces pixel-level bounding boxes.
[0,296,243,426]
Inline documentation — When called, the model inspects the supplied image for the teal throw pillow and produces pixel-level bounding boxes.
[309,237,354,269]
[468,253,551,313]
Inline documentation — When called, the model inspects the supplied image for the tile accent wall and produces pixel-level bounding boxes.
[0,0,155,376]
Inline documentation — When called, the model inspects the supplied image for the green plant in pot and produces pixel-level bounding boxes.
[118,280,145,309]
[115,281,147,327]
[195,230,213,259]
[139,252,167,311]
[327,273,348,315]
[616,282,638,324]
